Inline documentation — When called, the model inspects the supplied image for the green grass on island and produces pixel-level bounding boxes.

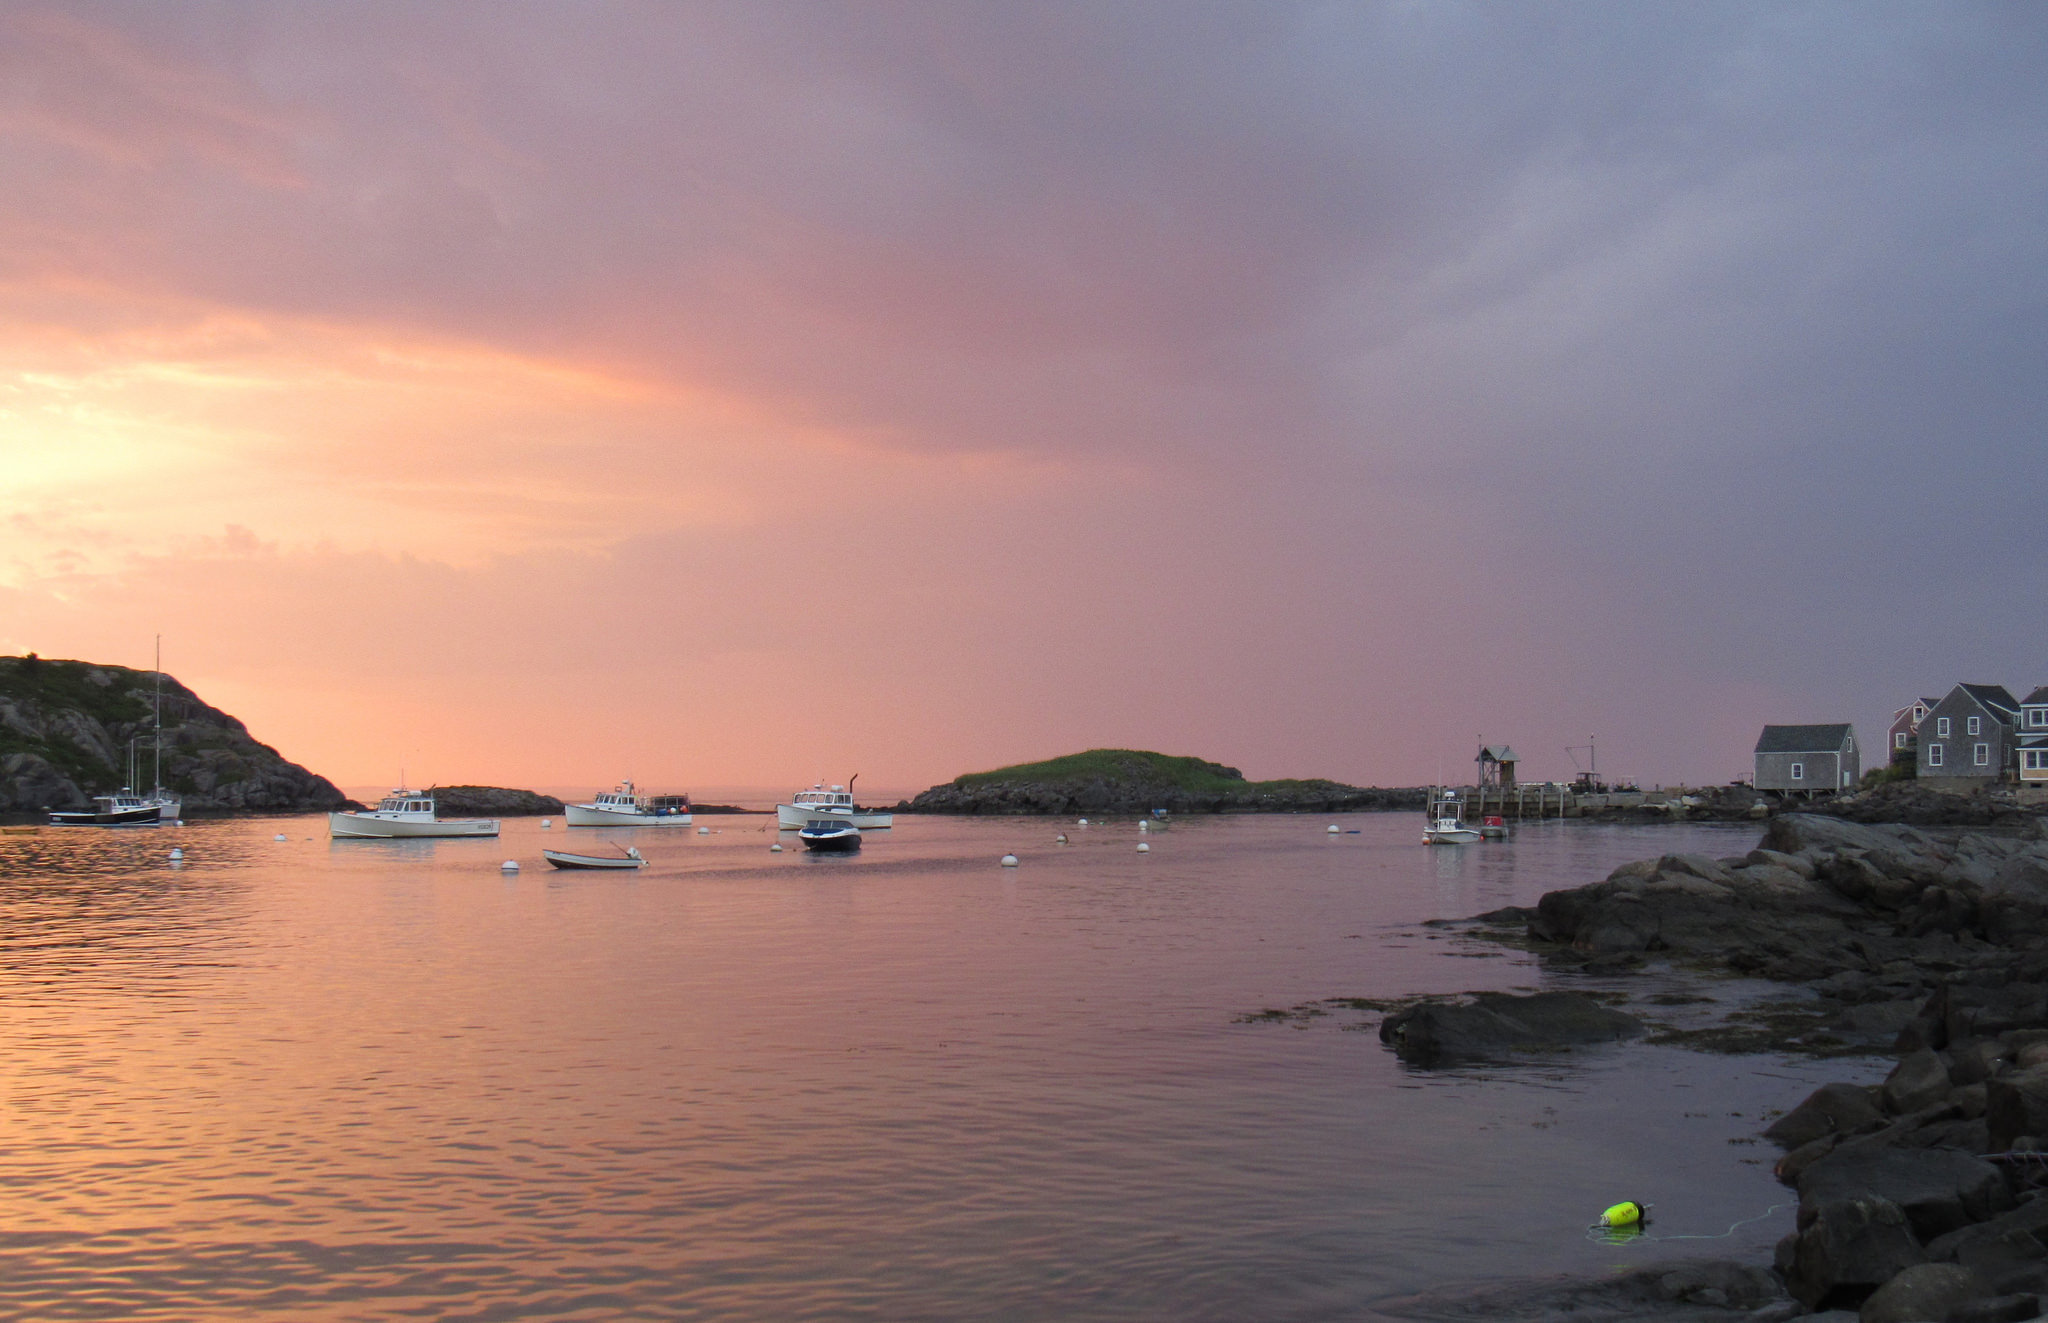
[948,749,1358,794]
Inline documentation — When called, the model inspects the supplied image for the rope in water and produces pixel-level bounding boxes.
[1584,1203,1792,1245]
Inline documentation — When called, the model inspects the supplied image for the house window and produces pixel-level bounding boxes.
[1895,732,1908,749]
[1967,716,1981,736]
[1929,744,1944,767]
[2032,709,2047,728]
[2025,750,2048,771]
[1937,717,1951,737]
[1975,743,1990,766]
[1790,762,1804,780]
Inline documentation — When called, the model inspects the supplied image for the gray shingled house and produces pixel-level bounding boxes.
[1754,724,1859,793]
[1917,683,2020,787]
[2021,687,2048,790]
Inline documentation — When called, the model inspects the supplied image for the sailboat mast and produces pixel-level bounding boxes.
[153,635,163,792]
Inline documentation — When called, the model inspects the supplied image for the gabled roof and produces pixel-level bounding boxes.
[2023,686,2048,707]
[1478,744,1518,762]
[1957,683,2020,717]
[1755,724,1854,754]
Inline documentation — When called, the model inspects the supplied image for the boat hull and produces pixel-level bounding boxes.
[542,849,646,869]
[50,805,161,827]
[800,832,861,853]
[564,804,693,827]
[777,804,892,829]
[1423,828,1483,844]
[329,811,499,839]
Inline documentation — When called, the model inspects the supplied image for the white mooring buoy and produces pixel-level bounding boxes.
[1001,853,1019,867]
[274,833,288,842]
[501,859,520,872]
[1078,818,1089,826]
[168,847,184,861]
[770,842,784,852]
[1139,819,1149,832]
[541,818,552,829]
[1136,841,1150,854]
[697,826,710,834]
[1056,833,1068,844]
[1327,824,1341,834]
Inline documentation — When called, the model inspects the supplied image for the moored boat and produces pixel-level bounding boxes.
[50,790,161,827]
[798,819,861,853]
[542,846,645,870]
[330,790,499,839]
[565,780,693,827]
[1422,789,1482,844]
[775,776,892,829]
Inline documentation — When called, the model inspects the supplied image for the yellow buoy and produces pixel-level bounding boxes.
[1598,1200,1646,1228]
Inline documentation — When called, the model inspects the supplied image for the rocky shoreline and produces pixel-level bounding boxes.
[1369,809,2048,1321]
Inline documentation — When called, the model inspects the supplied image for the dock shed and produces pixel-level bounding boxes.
[1753,724,1859,793]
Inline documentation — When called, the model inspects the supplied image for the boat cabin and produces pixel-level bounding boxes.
[375,792,438,816]
[793,784,855,809]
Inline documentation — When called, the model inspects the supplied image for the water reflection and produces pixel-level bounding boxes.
[0,811,1846,1320]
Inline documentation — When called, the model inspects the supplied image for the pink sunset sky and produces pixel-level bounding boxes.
[3,3,2044,794]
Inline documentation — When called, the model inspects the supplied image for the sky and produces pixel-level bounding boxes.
[2,1,2044,795]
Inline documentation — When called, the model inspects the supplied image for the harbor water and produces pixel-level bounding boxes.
[0,813,1866,1320]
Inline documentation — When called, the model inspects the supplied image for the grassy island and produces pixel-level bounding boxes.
[904,748,1423,815]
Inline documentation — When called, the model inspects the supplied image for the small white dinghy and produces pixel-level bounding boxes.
[541,846,646,870]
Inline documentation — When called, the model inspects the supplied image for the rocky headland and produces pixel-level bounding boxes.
[0,654,347,814]
[429,786,565,816]
[1368,808,2048,1321]
[900,748,1426,815]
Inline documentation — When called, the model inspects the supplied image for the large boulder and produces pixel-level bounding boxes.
[1858,1263,1984,1323]
[1785,1196,1928,1311]
[1799,1147,2012,1242]
[1528,855,1864,965]
[1376,991,1642,1065]
[1768,1083,1888,1149]
[1988,1066,2048,1154]
[1883,1049,1956,1115]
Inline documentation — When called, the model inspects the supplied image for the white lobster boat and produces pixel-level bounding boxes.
[330,790,499,839]
[775,779,892,830]
[1422,789,1482,845]
[565,781,693,827]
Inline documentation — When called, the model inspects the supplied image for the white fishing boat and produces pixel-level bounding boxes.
[1422,789,1482,844]
[775,777,893,829]
[330,790,499,839]
[564,780,693,827]
[543,846,645,870]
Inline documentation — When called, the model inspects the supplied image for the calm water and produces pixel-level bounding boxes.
[0,813,1867,1321]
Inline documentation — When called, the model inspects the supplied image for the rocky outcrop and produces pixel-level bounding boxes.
[429,786,565,816]
[1806,782,2037,829]
[1377,991,1643,1064]
[1480,807,2048,1318]
[0,654,346,814]
[902,749,1425,815]
[1523,815,2048,987]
